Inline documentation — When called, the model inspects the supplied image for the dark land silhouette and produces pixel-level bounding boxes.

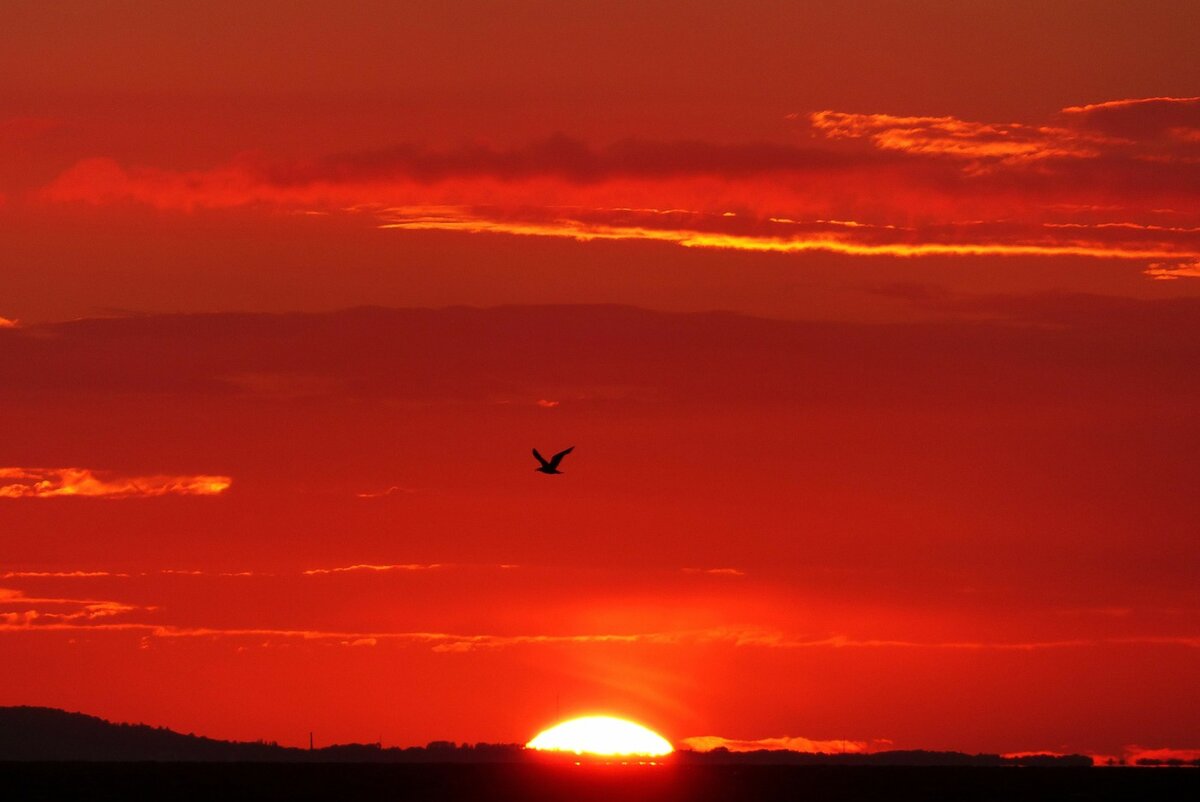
[0,707,519,763]
[0,707,1104,766]
[4,762,1198,802]
[1,708,1197,801]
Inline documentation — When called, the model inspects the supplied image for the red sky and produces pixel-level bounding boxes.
[1,1,1198,761]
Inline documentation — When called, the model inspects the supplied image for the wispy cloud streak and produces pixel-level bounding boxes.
[301,563,445,575]
[1,570,130,578]
[377,205,1200,263]
[0,467,231,499]
[0,588,151,625]
[1,603,1195,653]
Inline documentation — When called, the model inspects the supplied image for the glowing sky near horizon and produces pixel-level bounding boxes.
[1,0,1198,763]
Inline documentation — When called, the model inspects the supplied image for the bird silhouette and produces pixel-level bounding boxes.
[533,446,574,474]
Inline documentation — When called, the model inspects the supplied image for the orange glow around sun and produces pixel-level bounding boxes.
[526,716,674,756]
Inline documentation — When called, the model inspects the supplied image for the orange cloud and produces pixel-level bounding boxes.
[680,735,875,753]
[353,485,418,499]
[377,205,1200,265]
[1124,746,1200,764]
[808,110,1110,161]
[0,467,231,499]
[683,567,746,577]
[301,563,445,575]
[0,317,17,328]
[41,158,266,211]
[813,97,1200,163]
[791,634,1200,650]
[157,569,261,577]
[0,616,691,650]
[1060,96,1200,140]
[1,570,128,578]
[1144,260,1200,280]
[0,588,150,624]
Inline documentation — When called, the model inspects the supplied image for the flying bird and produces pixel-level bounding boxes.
[533,446,575,474]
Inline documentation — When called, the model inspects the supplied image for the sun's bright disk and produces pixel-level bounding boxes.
[526,715,674,756]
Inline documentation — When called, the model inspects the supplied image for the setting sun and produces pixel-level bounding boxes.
[527,716,674,757]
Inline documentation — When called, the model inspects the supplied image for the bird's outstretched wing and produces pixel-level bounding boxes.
[532,448,551,468]
[548,446,575,469]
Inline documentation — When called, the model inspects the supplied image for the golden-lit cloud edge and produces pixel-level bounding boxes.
[301,563,446,575]
[0,587,153,626]
[376,207,1200,265]
[30,97,1200,278]
[1,570,131,578]
[1144,259,1200,280]
[0,467,231,499]
[680,735,885,754]
[1,569,270,579]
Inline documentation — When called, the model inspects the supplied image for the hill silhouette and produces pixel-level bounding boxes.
[0,707,1093,766]
[0,707,305,762]
[0,707,525,763]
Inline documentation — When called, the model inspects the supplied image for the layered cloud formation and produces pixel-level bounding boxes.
[34,97,1200,277]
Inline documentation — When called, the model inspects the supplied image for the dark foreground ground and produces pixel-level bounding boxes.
[1,763,1196,802]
